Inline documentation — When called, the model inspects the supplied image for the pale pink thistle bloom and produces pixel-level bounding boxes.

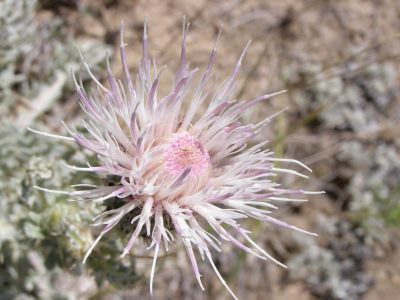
[164,132,210,177]
[31,21,323,299]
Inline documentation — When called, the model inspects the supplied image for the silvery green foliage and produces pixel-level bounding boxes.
[0,124,90,299]
[288,60,400,231]
[0,1,136,297]
[0,0,45,119]
[322,63,400,236]
[288,221,373,300]
[0,0,110,124]
[289,62,398,131]
[284,59,399,299]
[338,142,400,232]
[0,0,37,117]
[0,124,139,299]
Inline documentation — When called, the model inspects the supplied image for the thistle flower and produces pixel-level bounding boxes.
[31,21,323,299]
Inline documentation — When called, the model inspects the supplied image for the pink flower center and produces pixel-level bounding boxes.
[164,132,210,177]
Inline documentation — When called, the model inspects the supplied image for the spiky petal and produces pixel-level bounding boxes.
[32,21,323,299]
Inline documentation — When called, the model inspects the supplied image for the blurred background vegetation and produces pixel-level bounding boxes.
[0,0,399,299]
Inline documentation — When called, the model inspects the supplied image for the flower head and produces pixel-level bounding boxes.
[164,132,210,177]
[32,21,322,299]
